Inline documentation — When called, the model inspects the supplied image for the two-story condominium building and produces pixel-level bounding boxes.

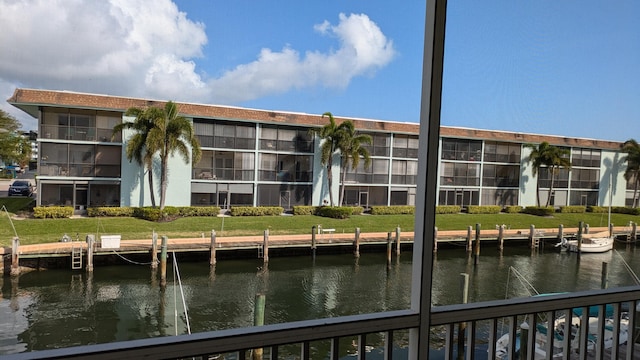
[7,88,630,214]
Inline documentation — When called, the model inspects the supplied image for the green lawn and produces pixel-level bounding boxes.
[1,208,637,247]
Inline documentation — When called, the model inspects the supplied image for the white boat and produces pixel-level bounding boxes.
[557,231,614,253]
[495,306,629,359]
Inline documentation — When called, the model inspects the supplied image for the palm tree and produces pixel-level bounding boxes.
[147,101,202,211]
[524,142,571,207]
[309,112,349,206]
[622,139,640,207]
[337,121,371,206]
[113,110,159,207]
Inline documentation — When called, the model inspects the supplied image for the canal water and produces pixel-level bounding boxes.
[2,245,640,356]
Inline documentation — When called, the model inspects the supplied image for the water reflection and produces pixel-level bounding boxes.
[2,247,640,355]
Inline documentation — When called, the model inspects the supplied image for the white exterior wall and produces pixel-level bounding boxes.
[311,139,341,206]
[518,145,537,206]
[600,149,627,207]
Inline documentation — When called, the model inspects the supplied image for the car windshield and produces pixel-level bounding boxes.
[12,181,28,186]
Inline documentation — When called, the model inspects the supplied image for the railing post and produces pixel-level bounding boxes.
[252,294,266,360]
[458,273,469,358]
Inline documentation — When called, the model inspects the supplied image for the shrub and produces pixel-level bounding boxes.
[522,206,555,216]
[467,205,501,214]
[504,206,523,214]
[315,206,352,219]
[436,205,461,214]
[370,206,415,215]
[230,206,284,216]
[132,207,163,221]
[177,206,221,216]
[349,206,364,215]
[87,207,135,217]
[33,206,74,219]
[293,206,318,215]
[559,206,586,213]
[613,206,640,215]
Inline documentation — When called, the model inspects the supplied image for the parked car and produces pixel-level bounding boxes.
[8,180,34,196]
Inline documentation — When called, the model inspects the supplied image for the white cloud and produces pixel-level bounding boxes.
[209,13,396,103]
[0,1,395,129]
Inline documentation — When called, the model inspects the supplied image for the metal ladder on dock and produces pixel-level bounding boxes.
[71,243,83,270]
[257,244,264,258]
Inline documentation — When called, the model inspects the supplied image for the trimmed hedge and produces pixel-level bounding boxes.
[293,206,317,215]
[230,206,284,216]
[467,205,501,214]
[33,206,74,219]
[436,205,461,214]
[87,207,135,217]
[370,206,415,215]
[559,206,586,213]
[132,207,164,221]
[504,206,523,214]
[315,206,352,219]
[522,206,555,216]
[176,206,221,216]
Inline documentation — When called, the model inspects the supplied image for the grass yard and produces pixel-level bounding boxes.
[1,205,638,247]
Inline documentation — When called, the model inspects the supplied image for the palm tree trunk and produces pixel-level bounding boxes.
[147,167,156,208]
[326,164,334,206]
[634,176,639,208]
[339,161,348,207]
[546,168,555,207]
[159,149,168,211]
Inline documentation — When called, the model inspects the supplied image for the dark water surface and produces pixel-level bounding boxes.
[2,245,640,355]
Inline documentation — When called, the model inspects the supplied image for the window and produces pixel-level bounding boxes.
[483,141,521,163]
[393,135,419,158]
[441,139,481,161]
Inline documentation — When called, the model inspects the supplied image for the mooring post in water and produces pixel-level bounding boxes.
[395,226,401,256]
[497,225,504,251]
[160,236,168,287]
[86,235,94,272]
[631,222,638,243]
[608,223,613,238]
[466,225,473,252]
[151,231,158,269]
[433,227,438,253]
[601,262,609,289]
[311,226,317,259]
[11,237,19,276]
[557,224,564,242]
[386,232,392,267]
[577,221,584,255]
[457,273,469,358]
[529,225,536,249]
[252,294,266,360]
[473,224,480,264]
[353,227,360,258]
[585,223,590,234]
[263,229,269,264]
[210,230,217,266]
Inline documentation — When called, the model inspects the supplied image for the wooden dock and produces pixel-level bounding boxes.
[1,225,637,272]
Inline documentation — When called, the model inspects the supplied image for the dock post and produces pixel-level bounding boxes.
[529,225,536,249]
[210,230,217,266]
[86,235,94,272]
[466,225,473,252]
[160,236,168,287]
[386,232,392,268]
[557,224,564,242]
[354,227,361,258]
[263,229,269,264]
[151,231,158,269]
[577,221,584,255]
[632,222,638,243]
[601,262,609,289]
[252,294,266,360]
[458,273,469,357]
[497,225,504,251]
[608,223,613,238]
[395,226,401,256]
[433,227,438,253]
[311,226,317,259]
[11,237,19,276]
[584,223,590,234]
[473,223,481,265]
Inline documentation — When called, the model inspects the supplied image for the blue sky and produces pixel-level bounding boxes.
[0,1,638,142]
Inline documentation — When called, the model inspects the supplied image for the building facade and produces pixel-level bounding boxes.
[7,88,631,213]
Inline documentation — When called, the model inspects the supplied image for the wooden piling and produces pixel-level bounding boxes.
[557,224,564,242]
[263,229,269,264]
[160,236,168,287]
[585,223,590,234]
[529,225,536,249]
[151,231,158,269]
[433,227,438,253]
[601,262,609,289]
[497,225,504,251]
[86,235,94,272]
[311,226,317,259]
[11,237,19,276]
[608,223,613,238]
[473,224,480,262]
[210,230,217,266]
[632,222,638,243]
[466,225,473,252]
[458,273,469,357]
[395,226,401,256]
[577,221,584,255]
[354,227,361,258]
[386,232,392,268]
[252,294,266,360]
